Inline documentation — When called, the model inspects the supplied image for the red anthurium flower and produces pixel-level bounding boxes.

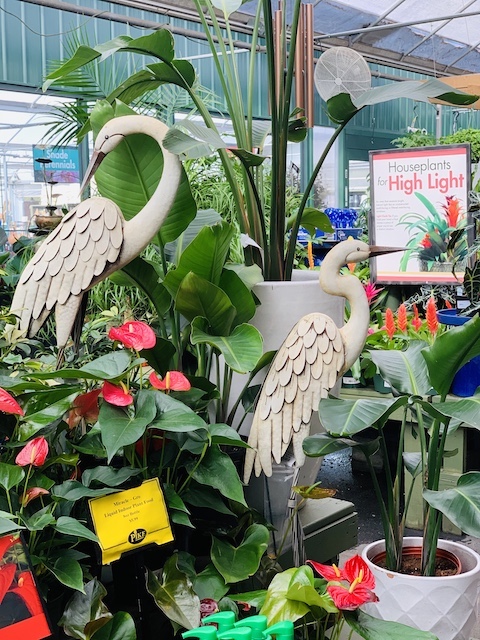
[67,388,101,429]
[102,381,133,407]
[0,388,23,416]
[108,321,156,351]
[0,535,19,560]
[363,281,383,305]
[149,371,191,392]
[384,308,396,340]
[21,487,49,507]
[426,297,439,335]
[10,571,44,616]
[396,303,407,333]
[15,437,48,467]
[327,582,378,611]
[307,559,343,581]
[0,564,16,604]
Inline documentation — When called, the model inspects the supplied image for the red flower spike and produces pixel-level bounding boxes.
[442,195,463,227]
[397,303,407,333]
[67,388,101,429]
[102,381,133,407]
[412,304,422,331]
[22,487,49,507]
[108,321,156,351]
[426,297,439,335]
[0,535,19,560]
[420,233,432,249]
[363,281,383,305]
[10,571,44,616]
[0,388,23,416]
[0,564,16,604]
[149,371,191,392]
[15,437,48,467]
[307,559,343,581]
[384,308,396,340]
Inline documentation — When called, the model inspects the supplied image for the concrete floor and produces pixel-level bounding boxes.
[316,449,480,639]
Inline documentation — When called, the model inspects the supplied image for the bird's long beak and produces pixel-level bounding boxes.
[79,150,106,195]
[369,245,406,257]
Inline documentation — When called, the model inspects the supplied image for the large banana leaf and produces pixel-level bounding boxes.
[433,392,480,429]
[423,472,480,537]
[318,396,408,437]
[370,341,431,396]
[422,315,480,398]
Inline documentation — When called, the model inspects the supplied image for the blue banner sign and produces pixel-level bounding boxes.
[33,146,80,184]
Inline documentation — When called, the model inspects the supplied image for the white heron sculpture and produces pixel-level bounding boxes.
[10,115,181,360]
[244,239,404,482]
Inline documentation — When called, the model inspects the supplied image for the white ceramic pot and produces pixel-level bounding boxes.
[362,537,480,640]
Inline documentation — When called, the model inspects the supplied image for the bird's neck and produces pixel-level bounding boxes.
[320,270,370,373]
[122,117,182,259]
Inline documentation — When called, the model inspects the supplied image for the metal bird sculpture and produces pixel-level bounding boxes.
[10,116,181,362]
[243,240,404,482]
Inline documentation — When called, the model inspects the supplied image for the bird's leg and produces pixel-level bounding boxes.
[56,346,66,370]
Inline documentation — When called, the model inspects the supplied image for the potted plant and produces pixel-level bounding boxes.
[302,317,480,639]
[33,158,63,230]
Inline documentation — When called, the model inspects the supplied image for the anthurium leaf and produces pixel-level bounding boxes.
[170,511,194,528]
[55,516,99,543]
[176,272,237,336]
[146,556,200,630]
[51,480,117,501]
[88,611,136,640]
[163,484,190,514]
[59,578,111,640]
[286,566,337,611]
[193,564,228,601]
[150,391,207,432]
[163,221,234,296]
[191,319,263,374]
[182,482,234,516]
[231,590,267,609]
[81,466,142,488]
[48,557,85,592]
[99,390,157,462]
[0,463,24,491]
[189,445,246,506]
[371,341,431,396]
[422,316,480,397]
[42,453,79,470]
[0,518,24,534]
[344,609,439,639]
[211,524,269,583]
[423,471,480,537]
[260,568,311,624]
[209,423,248,447]
[318,396,408,437]
[19,390,81,439]
[23,507,56,531]
[30,351,132,380]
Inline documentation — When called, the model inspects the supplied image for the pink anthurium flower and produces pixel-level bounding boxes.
[102,381,134,406]
[108,321,156,351]
[15,437,48,467]
[0,388,23,416]
[149,371,191,392]
[21,487,49,507]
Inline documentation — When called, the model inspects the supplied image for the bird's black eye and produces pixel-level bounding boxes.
[357,247,360,251]
[104,135,109,140]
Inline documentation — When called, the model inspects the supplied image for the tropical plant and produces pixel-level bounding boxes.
[303,315,480,576]
[42,3,478,281]
[227,555,437,640]
[398,193,468,270]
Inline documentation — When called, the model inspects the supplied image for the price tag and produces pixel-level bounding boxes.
[89,478,174,564]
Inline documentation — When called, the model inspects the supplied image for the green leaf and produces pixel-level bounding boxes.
[0,463,24,491]
[229,148,266,168]
[209,423,248,447]
[48,556,85,592]
[148,60,196,89]
[371,342,431,396]
[52,480,117,501]
[318,396,408,437]
[19,390,80,439]
[191,319,263,374]
[88,612,136,640]
[59,578,111,640]
[0,518,24,534]
[211,0,243,17]
[211,524,269,583]
[433,392,480,428]
[219,269,257,325]
[303,433,357,457]
[176,273,237,336]
[43,45,102,91]
[55,516,99,543]
[260,568,311,624]
[146,556,200,630]
[193,564,228,601]
[189,445,246,506]
[297,208,334,235]
[150,391,207,432]
[23,508,55,531]
[423,316,480,397]
[116,257,172,318]
[182,483,234,516]
[286,566,336,611]
[81,466,142,488]
[344,609,439,640]
[99,390,157,462]
[230,590,267,610]
[423,472,480,537]
[31,351,132,381]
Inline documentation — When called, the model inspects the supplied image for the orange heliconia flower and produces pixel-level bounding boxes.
[426,297,439,335]
[397,303,407,333]
[385,308,396,340]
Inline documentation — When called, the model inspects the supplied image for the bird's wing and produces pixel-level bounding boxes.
[10,197,124,343]
[244,312,345,481]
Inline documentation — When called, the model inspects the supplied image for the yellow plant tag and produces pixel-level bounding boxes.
[89,478,174,564]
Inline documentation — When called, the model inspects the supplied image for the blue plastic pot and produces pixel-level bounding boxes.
[437,309,480,396]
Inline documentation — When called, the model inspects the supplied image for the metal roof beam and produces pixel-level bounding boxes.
[350,0,407,45]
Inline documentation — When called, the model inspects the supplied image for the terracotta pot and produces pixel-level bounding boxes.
[362,537,480,640]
